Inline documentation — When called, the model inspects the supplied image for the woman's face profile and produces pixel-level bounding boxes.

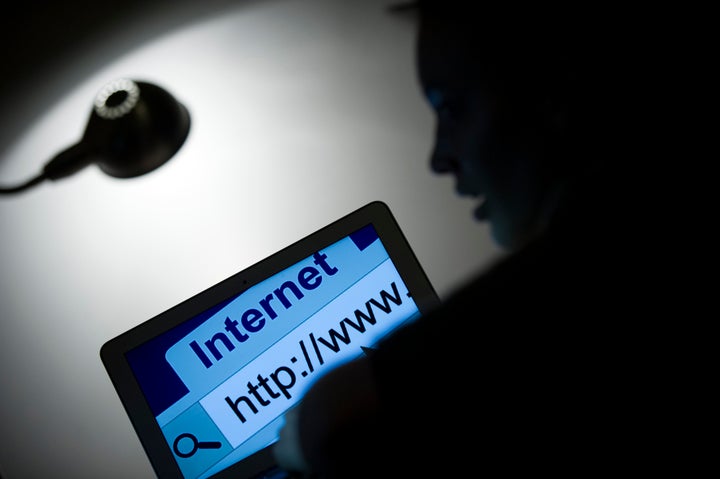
[416,16,570,250]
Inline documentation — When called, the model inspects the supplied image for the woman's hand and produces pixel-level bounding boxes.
[273,355,379,477]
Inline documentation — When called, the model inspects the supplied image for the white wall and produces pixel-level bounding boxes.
[0,1,501,477]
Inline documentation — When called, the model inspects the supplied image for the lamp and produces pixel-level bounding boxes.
[0,78,190,195]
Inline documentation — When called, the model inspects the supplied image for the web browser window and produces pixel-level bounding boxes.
[124,224,423,479]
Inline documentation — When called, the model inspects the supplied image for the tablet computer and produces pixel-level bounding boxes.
[100,200,440,479]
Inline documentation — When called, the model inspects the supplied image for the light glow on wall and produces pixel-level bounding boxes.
[0,1,499,478]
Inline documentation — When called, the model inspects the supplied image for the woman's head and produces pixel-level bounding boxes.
[415,2,620,250]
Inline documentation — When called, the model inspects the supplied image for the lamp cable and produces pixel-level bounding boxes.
[0,173,47,194]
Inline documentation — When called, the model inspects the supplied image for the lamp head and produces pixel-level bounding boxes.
[84,78,191,178]
[37,78,190,184]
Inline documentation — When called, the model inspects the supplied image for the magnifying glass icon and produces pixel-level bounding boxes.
[173,432,222,458]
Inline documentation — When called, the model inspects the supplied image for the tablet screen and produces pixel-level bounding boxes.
[123,223,424,479]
